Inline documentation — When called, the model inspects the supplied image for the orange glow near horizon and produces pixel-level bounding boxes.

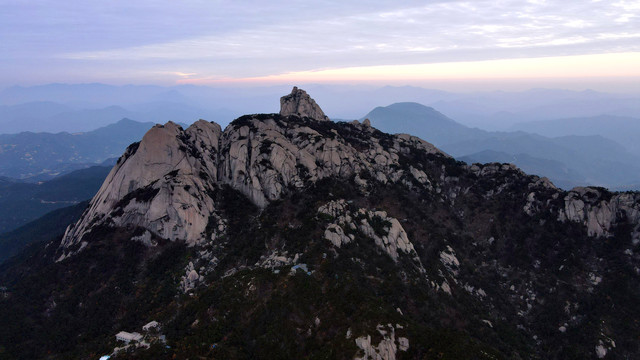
[177,52,640,86]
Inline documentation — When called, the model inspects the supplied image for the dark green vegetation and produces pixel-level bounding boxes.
[0,116,638,359]
[0,118,151,180]
[364,102,640,190]
[0,165,110,234]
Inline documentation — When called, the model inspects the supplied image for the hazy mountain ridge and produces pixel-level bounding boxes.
[0,89,638,359]
[0,118,152,180]
[0,165,110,234]
[0,100,230,134]
[510,114,640,156]
[458,150,586,189]
[364,102,640,190]
[3,83,639,131]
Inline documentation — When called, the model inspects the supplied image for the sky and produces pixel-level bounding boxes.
[1,0,640,91]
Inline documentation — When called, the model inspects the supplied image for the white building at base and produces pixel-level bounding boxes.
[115,331,143,344]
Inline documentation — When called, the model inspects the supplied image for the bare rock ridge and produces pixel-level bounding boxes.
[60,87,640,258]
[279,86,330,121]
[60,87,445,253]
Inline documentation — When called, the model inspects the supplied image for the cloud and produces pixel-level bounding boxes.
[177,52,640,85]
[2,0,639,84]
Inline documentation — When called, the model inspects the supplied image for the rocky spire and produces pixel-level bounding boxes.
[279,86,330,121]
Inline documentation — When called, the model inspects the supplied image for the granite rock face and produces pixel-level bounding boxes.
[61,120,222,249]
[557,187,640,240]
[279,86,330,121]
[354,324,409,360]
[61,88,443,251]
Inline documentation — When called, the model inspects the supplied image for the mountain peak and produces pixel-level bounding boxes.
[279,86,329,121]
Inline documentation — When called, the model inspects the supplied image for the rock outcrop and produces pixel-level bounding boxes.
[60,88,443,252]
[354,324,409,360]
[61,120,222,248]
[558,187,640,240]
[279,86,330,121]
[318,199,425,272]
[61,87,640,258]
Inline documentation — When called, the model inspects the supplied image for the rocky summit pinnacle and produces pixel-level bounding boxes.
[279,86,330,121]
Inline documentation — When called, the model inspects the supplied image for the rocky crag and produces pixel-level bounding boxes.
[59,87,442,254]
[0,88,639,360]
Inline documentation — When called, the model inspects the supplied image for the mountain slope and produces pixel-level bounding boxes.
[0,201,88,264]
[0,165,110,234]
[361,102,488,146]
[0,88,638,360]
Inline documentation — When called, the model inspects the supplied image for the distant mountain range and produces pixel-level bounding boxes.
[2,83,639,132]
[364,102,640,190]
[510,114,640,157]
[457,150,585,189]
[0,165,110,234]
[0,118,151,180]
[0,100,231,134]
[3,98,640,190]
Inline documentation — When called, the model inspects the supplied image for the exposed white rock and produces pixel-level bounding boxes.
[589,273,602,285]
[441,281,452,295]
[439,245,460,276]
[324,224,352,248]
[523,192,538,216]
[279,86,330,121]
[409,166,430,185]
[595,344,607,358]
[256,251,298,268]
[354,324,408,360]
[131,230,154,246]
[61,120,222,249]
[181,269,200,292]
[529,176,557,190]
[358,215,413,262]
[397,337,409,352]
[318,199,349,218]
[558,187,640,238]
[559,326,567,333]
[318,200,424,272]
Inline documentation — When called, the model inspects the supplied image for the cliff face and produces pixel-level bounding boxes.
[557,187,640,239]
[279,86,330,121]
[3,88,639,360]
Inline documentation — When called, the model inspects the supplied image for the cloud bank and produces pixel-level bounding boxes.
[1,0,639,85]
